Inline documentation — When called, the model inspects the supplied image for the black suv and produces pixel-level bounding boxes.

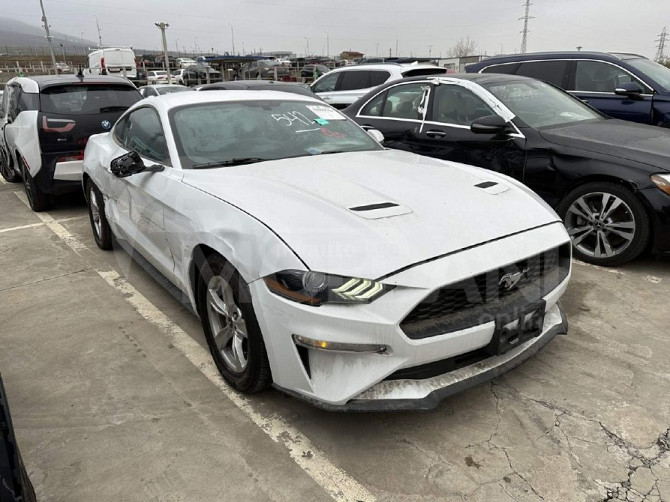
[0,75,141,211]
[466,52,670,127]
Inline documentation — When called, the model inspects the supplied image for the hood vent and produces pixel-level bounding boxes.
[475,180,510,195]
[347,201,412,220]
[349,202,399,212]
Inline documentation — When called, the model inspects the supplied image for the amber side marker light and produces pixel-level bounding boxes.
[292,335,391,354]
[651,174,670,195]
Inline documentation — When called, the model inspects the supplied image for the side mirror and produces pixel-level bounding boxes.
[366,128,385,143]
[470,115,510,135]
[111,151,145,177]
[614,81,643,98]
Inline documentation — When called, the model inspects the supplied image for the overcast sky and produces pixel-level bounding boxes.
[7,0,670,59]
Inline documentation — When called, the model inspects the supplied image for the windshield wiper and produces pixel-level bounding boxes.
[192,157,267,169]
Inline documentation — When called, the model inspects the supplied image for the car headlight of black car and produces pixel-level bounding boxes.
[264,270,394,306]
[651,174,670,195]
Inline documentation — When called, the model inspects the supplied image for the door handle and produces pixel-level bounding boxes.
[426,130,446,138]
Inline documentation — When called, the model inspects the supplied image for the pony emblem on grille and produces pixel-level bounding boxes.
[499,268,529,291]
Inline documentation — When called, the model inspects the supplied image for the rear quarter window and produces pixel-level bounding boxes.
[40,85,141,115]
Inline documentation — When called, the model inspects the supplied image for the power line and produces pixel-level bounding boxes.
[655,26,668,62]
[519,0,533,54]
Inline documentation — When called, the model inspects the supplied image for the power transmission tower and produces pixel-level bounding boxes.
[155,22,172,84]
[519,0,533,54]
[655,26,668,62]
[38,0,59,75]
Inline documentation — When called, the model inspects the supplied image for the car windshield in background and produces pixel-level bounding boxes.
[484,80,602,128]
[40,85,139,115]
[171,100,382,168]
[625,57,670,91]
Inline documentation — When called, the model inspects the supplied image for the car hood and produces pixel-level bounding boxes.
[181,149,561,279]
[539,119,670,171]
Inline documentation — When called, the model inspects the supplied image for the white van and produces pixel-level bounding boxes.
[87,48,137,79]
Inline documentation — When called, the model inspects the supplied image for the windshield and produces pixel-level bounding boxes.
[625,57,670,91]
[170,100,381,168]
[40,85,140,115]
[484,80,602,128]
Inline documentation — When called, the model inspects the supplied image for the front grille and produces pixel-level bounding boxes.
[400,243,570,339]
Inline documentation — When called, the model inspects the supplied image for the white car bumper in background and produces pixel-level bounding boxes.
[53,160,83,182]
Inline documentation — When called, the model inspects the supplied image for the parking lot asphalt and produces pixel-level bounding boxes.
[1,180,669,502]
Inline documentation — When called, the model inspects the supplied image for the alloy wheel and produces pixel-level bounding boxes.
[564,191,636,259]
[205,275,249,373]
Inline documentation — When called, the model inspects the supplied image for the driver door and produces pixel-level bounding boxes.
[106,106,175,280]
[411,82,527,179]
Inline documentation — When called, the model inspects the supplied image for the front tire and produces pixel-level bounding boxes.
[196,254,271,393]
[558,182,650,266]
[0,147,20,182]
[20,157,51,212]
[86,180,113,250]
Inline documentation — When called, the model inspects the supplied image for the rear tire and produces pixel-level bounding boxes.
[0,147,19,182]
[20,156,51,212]
[86,179,113,250]
[558,182,650,266]
[196,254,271,393]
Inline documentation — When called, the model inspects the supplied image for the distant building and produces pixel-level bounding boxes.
[435,55,487,73]
[340,51,364,62]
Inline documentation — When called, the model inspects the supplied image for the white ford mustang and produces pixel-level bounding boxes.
[83,90,571,411]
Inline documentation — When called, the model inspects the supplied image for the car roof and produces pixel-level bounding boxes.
[10,74,137,93]
[327,63,443,73]
[469,51,649,67]
[142,89,321,112]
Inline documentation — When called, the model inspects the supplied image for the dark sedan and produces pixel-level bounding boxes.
[344,74,670,266]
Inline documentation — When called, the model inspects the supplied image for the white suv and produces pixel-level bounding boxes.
[310,63,449,109]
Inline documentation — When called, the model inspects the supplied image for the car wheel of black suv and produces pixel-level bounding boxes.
[0,148,20,183]
[196,253,272,394]
[86,179,113,250]
[558,182,650,266]
[20,157,51,212]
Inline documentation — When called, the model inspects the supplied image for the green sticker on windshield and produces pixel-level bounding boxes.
[315,118,329,125]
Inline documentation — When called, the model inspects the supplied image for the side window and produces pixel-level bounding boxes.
[122,108,170,164]
[311,72,339,93]
[381,83,426,120]
[515,60,568,87]
[113,114,130,145]
[360,91,387,116]
[432,85,496,126]
[481,63,519,75]
[574,61,647,93]
[7,86,20,120]
[370,71,391,87]
[338,71,371,91]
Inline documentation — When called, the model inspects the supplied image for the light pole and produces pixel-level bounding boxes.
[229,24,235,55]
[428,45,433,58]
[305,37,310,57]
[155,22,172,84]
[59,42,65,62]
[194,37,198,55]
[38,0,58,74]
[175,38,179,55]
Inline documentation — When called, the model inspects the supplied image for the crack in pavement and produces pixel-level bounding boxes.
[0,268,89,293]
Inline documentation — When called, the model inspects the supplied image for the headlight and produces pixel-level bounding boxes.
[651,174,670,195]
[263,270,394,306]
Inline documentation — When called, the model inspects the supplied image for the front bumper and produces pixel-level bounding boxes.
[639,186,670,255]
[250,222,571,410]
[287,302,567,411]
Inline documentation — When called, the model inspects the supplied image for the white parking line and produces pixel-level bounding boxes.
[0,177,7,185]
[0,222,45,234]
[13,191,375,502]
